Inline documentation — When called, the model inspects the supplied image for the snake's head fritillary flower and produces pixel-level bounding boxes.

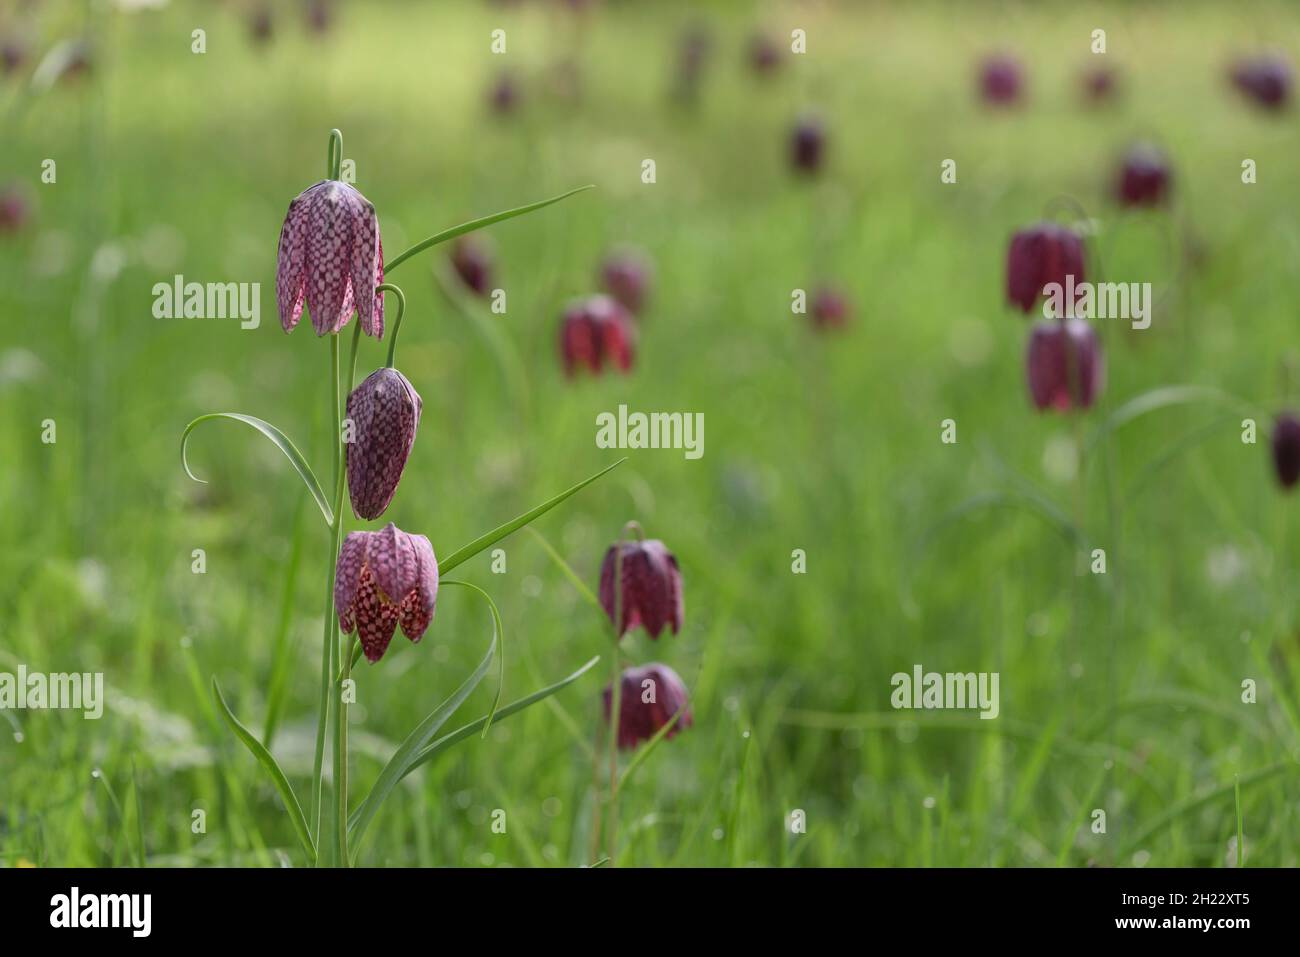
[1272,414,1300,490]
[749,32,782,75]
[599,539,683,639]
[1081,65,1116,103]
[979,54,1023,106]
[248,5,274,44]
[450,236,493,296]
[1,37,28,76]
[559,295,635,377]
[335,524,438,663]
[1231,55,1292,110]
[790,113,826,174]
[600,247,653,315]
[305,0,334,35]
[811,285,852,331]
[488,71,519,115]
[1116,143,1171,208]
[1026,318,1104,412]
[346,367,422,521]
[0,186,31,233]
[1006,222,1086,314]
[277,180,384,338]
[603,663,693,750]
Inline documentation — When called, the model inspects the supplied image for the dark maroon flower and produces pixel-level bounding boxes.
[1,37,29,76]
[1115,143,1170,208]
[248,6,274,45]
[1231,55,1292,110]
[335,523,438,663]
[559,295,635,377]
[979,54,1023,106]
[810,285,851,330]
[748,32,782,75]
[304,0,334,35]
[790,113,826,174]
[1272,414,1300,490]
[277,180,384,337]
[346,367,422,521]
[1026,318,1104,412]
[600,248,653,315]
[0,186,30,233]
[1006,222,1087,314]
[488,71,520,115]
[603,663,693,750]
[1081,65,1116,103]
[599,538,683,639]
[450,236,494,296]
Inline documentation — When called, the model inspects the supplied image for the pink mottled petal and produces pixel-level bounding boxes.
[368,522,420,606]
[276,193,308,332]
[334,531,370,633]
[355,566,399,662]
[303,182,357,335]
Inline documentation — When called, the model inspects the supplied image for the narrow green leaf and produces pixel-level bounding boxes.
[442,580,506,737]
[441,457,627,573]
[527,526,602,611]
[211,677,316,863]
[349,633,497,849]
[385,185,595,273]
[182,413,333,526]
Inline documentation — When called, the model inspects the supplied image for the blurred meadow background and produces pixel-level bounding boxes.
[3,0,1300,867]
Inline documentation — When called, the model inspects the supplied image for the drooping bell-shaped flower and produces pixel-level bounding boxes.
[600,247,653,315]
[449,235,493,296]
[277,179,384,337]
[979,53,1023,105]
[1026,318,1104,412]
[1231,55,1292,110]
[810,285,852,331]
[790,113,826,174]
[0,186,30,233]
[335,524,438,663]
[346,368,422,521]
[1116,143,1170,208]
[1081,65,1116,103]
[1272,413,1300,490]
[748,32,782,75]
[488,71,520,115]
[559,295,635,377]
[599,539,683,639]
[1,36,29,76]
[603,663,693,750]
[1006,222,1086,314]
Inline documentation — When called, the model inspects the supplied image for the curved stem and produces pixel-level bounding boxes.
[378,283,406,368]
[327,129,342,181]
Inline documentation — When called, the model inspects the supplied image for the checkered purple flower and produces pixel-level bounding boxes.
[346,368,422,521]
[335,524,438,663]
[603,663,693,750]
[599,539,683,639]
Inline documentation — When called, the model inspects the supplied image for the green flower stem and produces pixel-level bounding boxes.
[379,283,406,368]
[327,128,342,181]
[604,535,628,865]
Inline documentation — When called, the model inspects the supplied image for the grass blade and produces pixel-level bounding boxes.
[442,580,506,737]
[527,526,602,611]
[617,705,687,792]
[211,677,316,863]
[384,185,594,273]
[182,412,333,526]
[348,632,497,850]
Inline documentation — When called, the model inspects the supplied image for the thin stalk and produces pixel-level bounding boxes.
[605,545,624,865]
[379,283,406,368]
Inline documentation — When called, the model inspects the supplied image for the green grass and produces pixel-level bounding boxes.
[2,0,1299,867]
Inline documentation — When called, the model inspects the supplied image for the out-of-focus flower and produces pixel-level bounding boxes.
[1026,318,1104,412]
[1116,142,1171,208]
[559,295,635,377]
[1230,55,1292,110]
[1,37,29,76]
[0,186,31,233]
[673,24,713,104]
[248,5,274,44]
[277,180,384,337]
[450,235,493,296]
[748,32,782,75]
[600,247,653,315]
[599,538,683,638]
[488,71,520,114]
[811,285,852,331]
[346,368,422,521]
[304,0,334,35]
[31,38,92,90]
[335,524,438,663]
[1006,222,1086,314]
[790,113,826,174]
[603,663,693,750]
[979,53,1023,106]
[1272,413,1300,489]
[1081,65,1116,103]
